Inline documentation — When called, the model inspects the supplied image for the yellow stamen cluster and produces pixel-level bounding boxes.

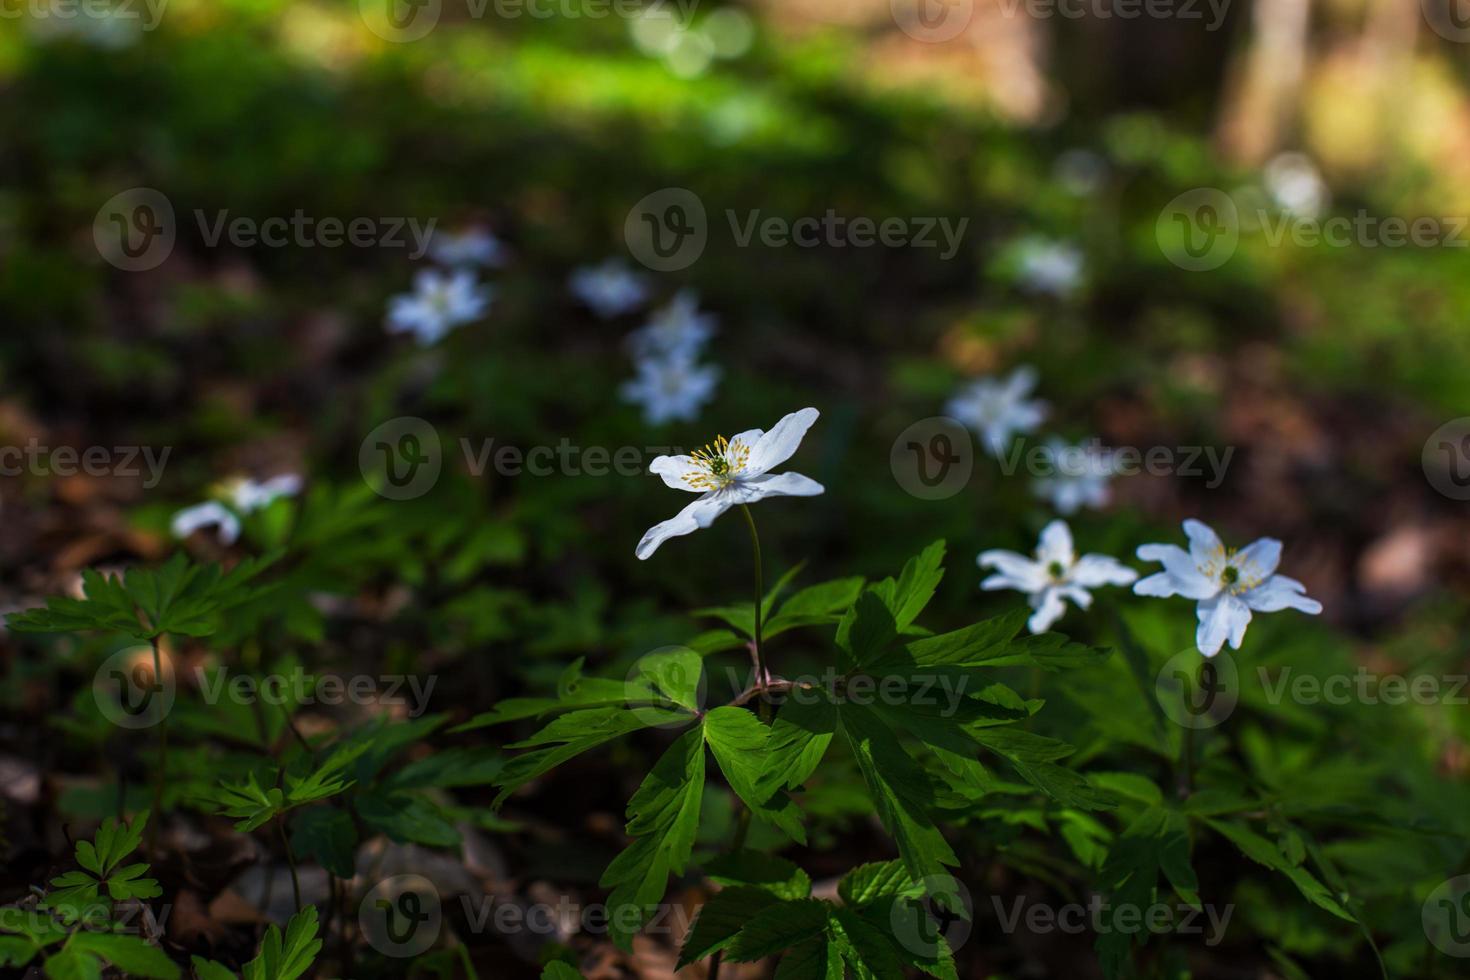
[684,435,749,491]
[1202,546,1262,594]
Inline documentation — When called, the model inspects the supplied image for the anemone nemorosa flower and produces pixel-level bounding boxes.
[620,352,721,426]
[627,290,716,360]
[1134,519,1322,657]
[1033,438,1115,515]
[979,519,1137,634]
[636,408,824,560]
[228,474,303,513]
[569,260,649,319]
[386,269,492,345]
[171,501,241,545]
[946,366,1047,458]
[1013,236,1084,296]
[427,227,507,268]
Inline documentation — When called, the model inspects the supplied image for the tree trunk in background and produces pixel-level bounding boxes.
[1216,0,1312,165]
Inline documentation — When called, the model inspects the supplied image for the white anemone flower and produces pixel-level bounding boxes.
[621,352,721,426]
[228,474,303,513]
[386,269,492,345]
[171,502,241,545]
[1134,519,1323,657]
[979,520,1137,634]
[1013,236,1084,297]
[427,227,507,268]
[637,408,824,560]
[570,260,649,318]
[946,366,1048,458]
[627,289,716,359]
[1033,439,1115,515]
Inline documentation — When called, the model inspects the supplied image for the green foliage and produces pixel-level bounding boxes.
[191,906,321,980]
[6,553,277,640]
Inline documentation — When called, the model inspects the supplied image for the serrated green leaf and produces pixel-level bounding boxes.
[704,850,812,900]
[290,807,358,878]
[678,886,784,967]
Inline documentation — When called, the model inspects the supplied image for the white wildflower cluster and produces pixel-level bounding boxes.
[385,226,502,345]
[571,265,723,427]
[946,365,1115,515]
[172,475,303,546]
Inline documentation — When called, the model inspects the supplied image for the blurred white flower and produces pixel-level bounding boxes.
[637,408,824,560]
[427,227,507,268]
[1033,439,1115,515]
[1012,236,1084,297]
[621,353,721,426]
[946,366,1048,458]
[1134,519,1323,657]
[979,520,1137,634]
[1264,152,1328,220]
[171,502,241,545]
[627,290,716,360]
[387,269,491,345]
[228,474,303,513]
[570,260,649,318]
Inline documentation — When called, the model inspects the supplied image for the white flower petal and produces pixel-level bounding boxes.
[745,408,819,477]
[171,502,241,545]
[1071,554,1137,588]
[1240,574,1322,614]
[1195,595,1250,656]
[1027,588,1067,634]
[648,455,706,492]
[1055,583,1094,610]
[1234,537,1282,581]
[1036,519,1075,567]
[741,471,825,500]
[978,550,1048,592]
[635,494,733,560]
[1183,519,1224,567]
[1135,544,1217,599]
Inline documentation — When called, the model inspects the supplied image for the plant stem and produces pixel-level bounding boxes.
[148,637,169,853]
[277,815,302,912]
[710,508,771,980]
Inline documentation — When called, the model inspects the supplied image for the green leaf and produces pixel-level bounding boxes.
[1204,819,1353,921]
[290,807,358,878]
[839,701,957,885]
[704,850,812,900]
[493,706,689,807]
[835,591,898,668]
[704,706,805,842]
[67,933,180,979]
[726,899,830,961]
[837,861,921,908]
[1094,807,1198,978]
[637,648,704,712]
[886,540,946,630]
[678,886,784,967]
[600,727,706,951]
[755,691,838,801]
[242,906,321,980]
[540,964,585,980]
[774,937,842,980]
[357,792,461,848]
[190,956,238,980]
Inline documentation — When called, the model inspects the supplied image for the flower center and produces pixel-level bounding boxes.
[1221,566,1239,586]
[684,435,749,491]
[1047,561,1066,579]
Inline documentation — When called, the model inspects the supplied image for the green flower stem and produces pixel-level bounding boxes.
[148,636,168,854]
